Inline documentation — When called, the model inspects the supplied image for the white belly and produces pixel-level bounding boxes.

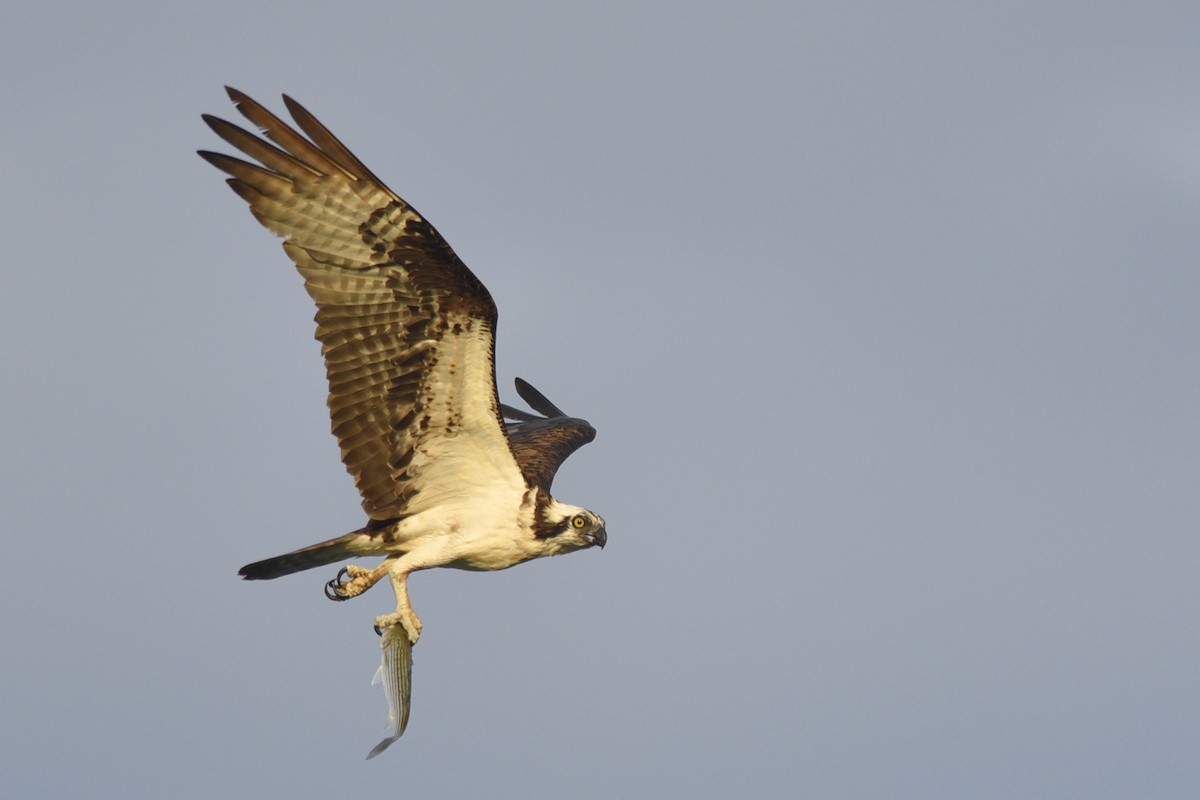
[382,488,540,572]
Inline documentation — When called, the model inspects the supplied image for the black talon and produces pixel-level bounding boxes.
[324,567,351,602]
[374,624,383,636]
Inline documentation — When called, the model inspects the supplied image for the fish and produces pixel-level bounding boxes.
[366,624,413,759]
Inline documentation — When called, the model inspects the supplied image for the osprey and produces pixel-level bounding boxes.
[199,88,605,739]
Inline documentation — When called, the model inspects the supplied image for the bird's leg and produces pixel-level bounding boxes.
[373,568,422,645]
[325,562,390,601]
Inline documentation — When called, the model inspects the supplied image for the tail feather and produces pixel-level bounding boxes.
[239,530,373,580]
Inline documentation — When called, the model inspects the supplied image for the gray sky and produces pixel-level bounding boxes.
[3,2,1198,797]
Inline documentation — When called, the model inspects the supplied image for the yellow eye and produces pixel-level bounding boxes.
[571,515,587,529]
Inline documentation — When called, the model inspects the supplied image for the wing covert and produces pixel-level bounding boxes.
[502,378,596,491]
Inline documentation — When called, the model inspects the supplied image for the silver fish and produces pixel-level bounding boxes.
[366,624,413,759]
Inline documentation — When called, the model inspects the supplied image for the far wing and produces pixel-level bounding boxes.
[501,378,596,491]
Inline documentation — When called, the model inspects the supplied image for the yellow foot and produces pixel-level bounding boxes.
[324,564,384,601]
[374,610,422,645]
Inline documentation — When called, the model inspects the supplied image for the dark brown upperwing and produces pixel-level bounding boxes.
[501,378,596,492]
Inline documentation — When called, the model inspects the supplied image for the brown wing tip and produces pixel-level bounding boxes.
[514,377,568,418]
[281,93,304,116]
[224,85,250,105]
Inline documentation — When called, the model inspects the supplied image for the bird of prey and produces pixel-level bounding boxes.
[199,88,605,742]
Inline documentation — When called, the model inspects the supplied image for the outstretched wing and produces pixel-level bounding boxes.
[501,378,596,491]
[200,88,523,519]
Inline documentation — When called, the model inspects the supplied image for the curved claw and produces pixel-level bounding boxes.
[325,567,351,602]
[324,579,344,601]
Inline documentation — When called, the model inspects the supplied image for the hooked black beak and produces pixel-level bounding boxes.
[585,527,607,549]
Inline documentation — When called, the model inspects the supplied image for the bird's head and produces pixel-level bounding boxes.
[535,500,607,553]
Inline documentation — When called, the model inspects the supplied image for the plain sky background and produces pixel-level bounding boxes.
[3,2,1198,797]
